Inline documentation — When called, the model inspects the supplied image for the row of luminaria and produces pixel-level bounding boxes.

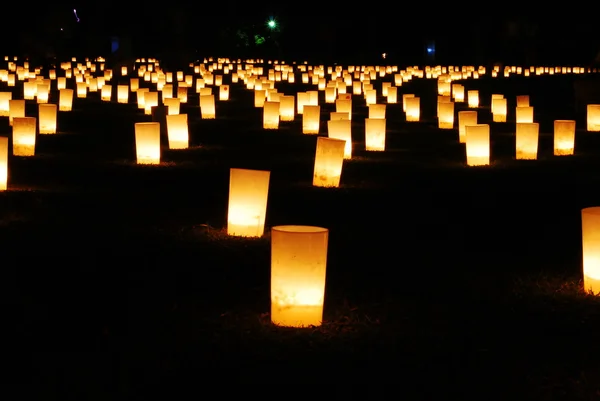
[1,57,600,328]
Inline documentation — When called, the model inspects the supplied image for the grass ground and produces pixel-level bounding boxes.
[2,67,600,400]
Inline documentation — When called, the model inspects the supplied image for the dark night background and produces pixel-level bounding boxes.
[5,5,600,66]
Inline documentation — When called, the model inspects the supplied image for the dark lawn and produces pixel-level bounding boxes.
[1,69,599,400]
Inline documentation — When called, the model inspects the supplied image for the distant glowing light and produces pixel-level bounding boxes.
[267,19,277,29]
[427,47,434,53]
[382,53,387,59]
[73,9,80,22]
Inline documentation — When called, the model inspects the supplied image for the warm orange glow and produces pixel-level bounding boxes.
[467,90,479,108]
[76,82,87,98]
[117,85,129,103]
[465,124,490,166]
[58,88,74,111]
[458,111,477,144]
[368,104,385,119]
[587,105,600,131]
[335,98,352,120]
[8,99,25,125]
[327,119,352,159]
[38,103,57,134]
[227,168,270,237]
[0,136,8,190]
[271,225,329,327]
[364,118,386,151]
[134,122,161,164]
[0,92,11,116]
[405,97,420,122]
[302,105,320,134]
[279,95,295,121]
[165,114,189,149]
[200,95,215,119]
[101,84,112,101]
[313,137,345,187]
[491,98,507,122]
[581,207,600,294]
[554,120,576,156]
[263,101,280,129]
[438,101,454,129]
[516,95,529,107]
[515,106,534,123]
[12,117,36,156]
[515,122,539,160]
[143,91,159,115]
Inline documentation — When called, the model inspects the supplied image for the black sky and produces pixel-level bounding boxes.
[11,6,600,65]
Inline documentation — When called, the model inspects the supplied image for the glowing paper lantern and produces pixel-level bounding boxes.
[134,122,161,164]
[255,90,266,107]
[368,104,386,119]
[296,92,309,114]
[554,120,576,156]
[465,124,490,166]
[101,84,112,101]
[492,98,507,122]
[163,97,180,115]
[515,122,539,160]
[23,81,36,100]
[386,86,397,103]
[325,87,336,103]
[219,85,229,101]
[136,88,148,109]
[330,112,348,121]
[76,82,87,98]
[365,89,376,105]
[12,117,36,156]
[144,91,158,115]
[327,119,352,159]
[117,85,129,103]
[59,89,73,111]
[36,84,49,103]
[177,86,188,103]
[335,98,352,120]
[438,101,454,129]
[279,95,295,121]
[587,104,600,131]
[166,114,189,149]
[402,94,414,112]
[129,78,139,92]
[200,95,215,119]
[263,101,280,129]
[581,207,600,294]
[271,225,329,327]
[405,97,420,122]
[467,90,479,108]
[302,105,320,134]
[516,95,529,107]
[0,92,11,116]
[38,103,57,134]
[162,84,173,99]
[227,168,270,237]
[452,84,465,102]
[313,137,345,187]
[8,99,25,125]
[0,137,7,190]
[364,118,386,151]
[515,106,534,123]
